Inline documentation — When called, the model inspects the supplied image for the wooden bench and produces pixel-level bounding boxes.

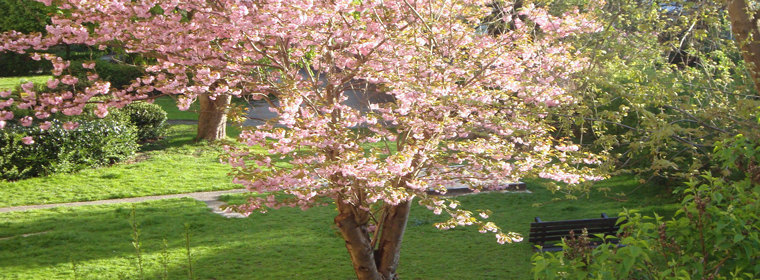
[528,213,620,252]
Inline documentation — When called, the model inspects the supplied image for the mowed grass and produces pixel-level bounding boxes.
[0,125,248,207]
[0,75,52,91]
[0,74,681,278]
[152,96,202,121]
[0,175,677,280]
[153,96,256,121]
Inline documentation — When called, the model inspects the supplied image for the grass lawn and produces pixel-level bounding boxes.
[0,75,52,91]
[0,175,678,280]
[0,125,248,207]
[152,96,202,121]
[0,76,681,278]
[152,96,256,121]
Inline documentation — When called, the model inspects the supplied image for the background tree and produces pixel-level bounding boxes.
[531,1,760,277]
[0,0,55,77]
[521,0,760,194]
[0,0,604,279]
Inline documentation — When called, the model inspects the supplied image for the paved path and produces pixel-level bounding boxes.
[0,189,250,218]
[0,182,528,218]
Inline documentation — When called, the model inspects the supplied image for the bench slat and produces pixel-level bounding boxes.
[528,214,620,252]
[529,223,618,234]
[529,218,618,228]
[529,227,619,239]
[532,239,622,251]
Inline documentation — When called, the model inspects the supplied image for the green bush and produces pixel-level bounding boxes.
[69,60,144,90]
[118,102,168,141]
[531,135,760,279]
[0,52,51,77]
[0,119,137,181]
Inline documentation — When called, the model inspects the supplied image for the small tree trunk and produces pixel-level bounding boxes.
[375,201,412,280]
[727,0,760,92]
[334,200,412,280]
[196,93,231,142]
[334,201,382,280]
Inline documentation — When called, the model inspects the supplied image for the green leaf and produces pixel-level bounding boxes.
[734,234,745,243]
[629,245,642,258]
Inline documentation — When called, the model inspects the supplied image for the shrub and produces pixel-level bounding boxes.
[119,102,168,141]
[0,119,137,181]
[531,135,760,280]
[0,52,51,77]
[69,60,144,90]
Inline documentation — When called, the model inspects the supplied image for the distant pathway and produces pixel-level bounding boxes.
[0,183,528,217]
[0,189,249,218]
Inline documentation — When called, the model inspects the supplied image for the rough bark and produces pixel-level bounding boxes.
[728,0,760,92]
[196,93,231,142]
[334,201,382,280]
[375,201,412,280]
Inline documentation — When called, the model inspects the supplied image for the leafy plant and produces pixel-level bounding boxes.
[118,102,168,142]
[68,60,144,91]
[532,134,760,279]
[0,119,137,181]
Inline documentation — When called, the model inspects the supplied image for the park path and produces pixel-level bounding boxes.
[0,189,250,218]
[0,182,528,216]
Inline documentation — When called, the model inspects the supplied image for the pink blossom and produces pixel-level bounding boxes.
[61,75,79,85]
[0,111,13,120]
[21,136,35,145]
[0,0,605,251]
[39,121,52,130]
[47,79,60,89]
[94,104,109,118]
[0,120,5,129]
[0,98,13,109]
[21,82,34,93]
[34,111,50,119]
[20,116,33,126]
[0,90,10,98]
[63,121,79,130]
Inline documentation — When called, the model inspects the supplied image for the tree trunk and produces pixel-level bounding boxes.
[375,201,412,280]
[334,200,412,280]
[196,93,231,142]
[727,0,760,92]
[334,201,382,280]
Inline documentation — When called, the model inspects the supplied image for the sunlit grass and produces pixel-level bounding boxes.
[0,75,52,91]
[0,175,677,279]
[0,125,250,207]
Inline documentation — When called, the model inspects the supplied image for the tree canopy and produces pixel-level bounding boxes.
[0,0,610,278]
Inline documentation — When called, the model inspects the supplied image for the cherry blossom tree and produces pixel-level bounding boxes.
[0,0,604,278]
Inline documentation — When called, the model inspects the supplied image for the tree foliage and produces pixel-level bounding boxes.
[0,0,53,33]
[543,0,760,187]
[532,140,760,279]
[0,0,608,278]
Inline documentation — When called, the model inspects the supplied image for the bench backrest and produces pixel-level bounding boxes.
[528,213,620,248]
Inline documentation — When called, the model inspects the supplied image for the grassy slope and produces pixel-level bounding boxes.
[0,76,681,279]
[0,125,246,207]
[0,176,677,280]
[152,96,201,121]
[153,95,254,121]
[0,76,52,91]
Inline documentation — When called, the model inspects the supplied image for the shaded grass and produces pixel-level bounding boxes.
[0,75,52,91]
[0,175,677,280]
[0,125,249,207]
